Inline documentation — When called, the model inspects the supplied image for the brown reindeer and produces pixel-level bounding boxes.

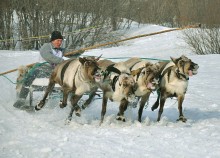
[82,58,138,124]
[35,56,102,122]
[117,58,161,122]
[97,60,138,124]
[151,55,199,122]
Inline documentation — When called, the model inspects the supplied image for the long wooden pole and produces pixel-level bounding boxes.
[0,24,200,76]
[64,24,200,56]
[0,63,36,76]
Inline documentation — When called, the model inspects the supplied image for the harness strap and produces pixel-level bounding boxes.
[103,64,115,80]
[60,60,74,85]
[72,64,80,90]
[161,65,189,83]
[103,64,121,81]
[112,75,119,91]
[129,60,142,71]
[159,62,172,83]
[106,64,121,74]
[171,57,189,81]
[176,69,189,80]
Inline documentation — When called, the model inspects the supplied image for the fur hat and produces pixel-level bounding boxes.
[50,31,63,41]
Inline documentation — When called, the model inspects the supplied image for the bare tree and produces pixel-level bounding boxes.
[182,27,220,55]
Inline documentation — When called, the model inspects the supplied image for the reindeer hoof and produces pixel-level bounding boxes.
[13,99,26,108]
[151,102,159,111]
[177,116,187,122]
[151,106,157,111]
[75,106,81,117]
[156,118,161,122]
[81,103,88,110]
[116,116,126,122]
[35,100,45,111]
[65,117,72,125]
[59,100,67,108]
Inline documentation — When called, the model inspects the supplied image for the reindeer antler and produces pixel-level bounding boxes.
[96,54,103,61]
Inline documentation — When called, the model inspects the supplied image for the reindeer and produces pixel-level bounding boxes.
[35,56,102,122]
[117,58,161,122]
[98,62,137,124]
[151,55,199,122]
[81,58,138,124]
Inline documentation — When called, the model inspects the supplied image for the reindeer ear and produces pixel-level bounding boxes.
[79,57,86,65]
[170,57,178,65]
[95,54,102,61]
[181,55,187,59]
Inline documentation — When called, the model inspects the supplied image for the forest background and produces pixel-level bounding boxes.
[0,0,219,53]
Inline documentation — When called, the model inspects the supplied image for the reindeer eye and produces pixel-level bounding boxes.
[146,71,150,75]
[179,61,184,66]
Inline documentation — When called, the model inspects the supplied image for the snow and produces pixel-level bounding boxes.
[0,23,220,158]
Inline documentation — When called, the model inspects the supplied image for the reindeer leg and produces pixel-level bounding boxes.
[35,80,55,111]
[67,95,83,121]
[157,96,166,122]
[82,87,98,109]
[151,89,160,111]
[59,89,69,108]
[176,95,187,122]
[116,98,129,122]
[72,94,83,117]
[138,93,150,122]
[100,92,108,124]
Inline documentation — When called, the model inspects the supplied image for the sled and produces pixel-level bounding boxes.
[29,78,103,108]
[29,78,62,106]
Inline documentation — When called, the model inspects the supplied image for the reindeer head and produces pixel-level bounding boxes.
[79,56,102,83]
[131,62,160,91]
[171,55,199,77]
[113,73,136,102]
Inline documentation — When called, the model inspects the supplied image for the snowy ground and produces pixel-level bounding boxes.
[0,23,220,158]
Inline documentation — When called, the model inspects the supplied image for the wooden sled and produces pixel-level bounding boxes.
[29,78,62,106]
